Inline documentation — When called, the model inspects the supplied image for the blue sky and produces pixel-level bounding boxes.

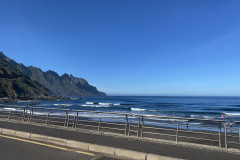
[1,0,240,96]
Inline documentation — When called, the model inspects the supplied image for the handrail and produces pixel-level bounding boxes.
[134,114,227,123]
[73,110,133,116]
[0,105,228,122]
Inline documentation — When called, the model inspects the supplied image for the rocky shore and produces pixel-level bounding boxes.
[0,96,70,103]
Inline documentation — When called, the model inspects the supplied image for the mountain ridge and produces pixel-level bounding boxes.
[0,52,106,97]
[0,52,52,100]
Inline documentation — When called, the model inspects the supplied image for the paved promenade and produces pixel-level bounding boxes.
[0,120,239,160]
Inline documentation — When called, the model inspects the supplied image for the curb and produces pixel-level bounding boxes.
[0,128,182,160]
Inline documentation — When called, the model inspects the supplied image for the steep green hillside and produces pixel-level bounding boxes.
[0,52,51,99]
[0,52,106,97]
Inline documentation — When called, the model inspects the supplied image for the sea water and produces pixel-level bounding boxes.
[4,96,240,127]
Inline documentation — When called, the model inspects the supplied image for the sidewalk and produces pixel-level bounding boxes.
[0,120,239,160]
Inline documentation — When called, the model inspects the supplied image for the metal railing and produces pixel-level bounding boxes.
[134,114,227,148]
[223,121,240,149]
[0,104,69,127]
[73,110,132,135]
[1,104,240,149]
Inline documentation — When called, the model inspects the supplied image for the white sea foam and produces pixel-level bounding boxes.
[99,102,111,105]
[131,108,146,111]
[224,113,240,116]
[33,111,50,116]
[77,112,123,118]
[82,104,110,108]
[190,115,215,119]
[2,108,18,111]
[85,102,120,106]
[203,116,215,119]
[189,122,201,125]
[190,115,197,118]
[146,117,188,122]
[149,109,156,112]
[53,104,73,107]
[82,104,98,107]
[1,108,49,116]
[86,102,95,105]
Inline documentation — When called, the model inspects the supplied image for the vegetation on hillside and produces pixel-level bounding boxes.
[0,52,52,100]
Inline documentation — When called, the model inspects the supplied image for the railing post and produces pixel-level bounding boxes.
[64,110,69,127]
[176,124,179,142]
[218,122,222,148]
[125,115,128,135]
[29,108,33,122]
[128,121,131,136]
[28,111,31,122]
[141,116,144,138]
[7,110,11,120]
[22,108,26,121]
[72,115,76,128]
[224,125,227,149]
[45,113,49,125]
[98,118,101,132]
[75,111,79,128]
[67,115,70,127]
[137,120,140,137]
[239,129,240,147]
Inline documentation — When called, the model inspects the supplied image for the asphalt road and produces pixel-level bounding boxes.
[0,135,96,160]
[0,120,240,160]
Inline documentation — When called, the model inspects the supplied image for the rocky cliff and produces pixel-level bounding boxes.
[0,52,106,97]
[0,52,52,100]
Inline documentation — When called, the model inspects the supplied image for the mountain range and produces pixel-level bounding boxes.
[0,53,51,100]
[0,52,105,100]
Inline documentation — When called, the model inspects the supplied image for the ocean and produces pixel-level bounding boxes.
[5,96,240,125]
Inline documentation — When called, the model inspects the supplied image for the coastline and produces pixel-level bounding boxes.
[0,96,69,103]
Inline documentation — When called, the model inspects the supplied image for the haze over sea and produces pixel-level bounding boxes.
[4,96,240,127]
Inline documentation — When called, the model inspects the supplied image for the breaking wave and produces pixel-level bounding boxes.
[131,108,146,111]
